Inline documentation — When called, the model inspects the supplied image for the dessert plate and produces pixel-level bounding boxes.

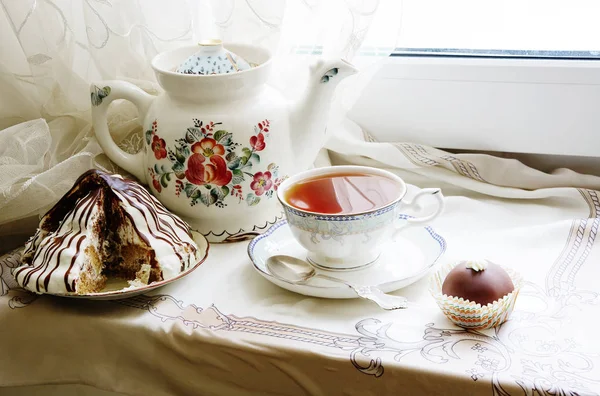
[248,220,446,299]
[31,231,209,301]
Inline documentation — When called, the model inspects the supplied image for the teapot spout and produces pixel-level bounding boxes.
[290,59,358,171]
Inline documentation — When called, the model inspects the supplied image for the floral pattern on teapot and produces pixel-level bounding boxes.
[320,68,339,84]
[90,85,111,106]
[146,118,288,208]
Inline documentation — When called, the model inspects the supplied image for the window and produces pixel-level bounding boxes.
[350,1,600,157]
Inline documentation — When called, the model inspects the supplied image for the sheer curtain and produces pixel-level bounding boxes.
[0,0,399,225]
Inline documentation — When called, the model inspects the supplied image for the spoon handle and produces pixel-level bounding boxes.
[314,274,409,310]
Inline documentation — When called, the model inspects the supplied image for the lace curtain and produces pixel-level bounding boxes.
[0,0,399,225]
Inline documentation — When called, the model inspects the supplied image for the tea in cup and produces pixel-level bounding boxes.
[276,166,444,271]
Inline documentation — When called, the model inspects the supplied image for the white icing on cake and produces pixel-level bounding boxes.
[110,182,197,279]
[465,259,488,272]
[14,170,198,294]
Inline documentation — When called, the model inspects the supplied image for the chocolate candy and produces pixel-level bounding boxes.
[441,260,514,306]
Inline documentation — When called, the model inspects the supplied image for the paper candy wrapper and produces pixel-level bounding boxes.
[429,262,523,330]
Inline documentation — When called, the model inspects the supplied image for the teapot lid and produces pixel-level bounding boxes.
[175,39,253,75]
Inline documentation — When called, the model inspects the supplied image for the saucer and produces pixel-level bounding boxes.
[248,220,446,299]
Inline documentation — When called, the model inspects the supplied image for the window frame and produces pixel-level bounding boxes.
[350,54,600,157]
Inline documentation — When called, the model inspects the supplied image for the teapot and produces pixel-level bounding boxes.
[91,41,357,242]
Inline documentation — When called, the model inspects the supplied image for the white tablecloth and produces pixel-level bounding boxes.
[2,167,599,396]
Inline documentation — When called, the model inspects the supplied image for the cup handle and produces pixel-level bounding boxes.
[393,188,444,238]
[91,80,154,183]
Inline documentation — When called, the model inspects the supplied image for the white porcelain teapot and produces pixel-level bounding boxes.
[92,41,357,242]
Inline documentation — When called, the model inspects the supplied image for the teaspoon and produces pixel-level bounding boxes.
[266,255,409,310]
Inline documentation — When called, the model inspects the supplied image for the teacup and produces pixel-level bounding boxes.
[276,165,444,271]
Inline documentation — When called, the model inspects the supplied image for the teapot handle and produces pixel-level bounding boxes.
[90,81,154,183]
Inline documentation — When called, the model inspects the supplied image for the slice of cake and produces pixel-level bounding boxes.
[14,169,199,294]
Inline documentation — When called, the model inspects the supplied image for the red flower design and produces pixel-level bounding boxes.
[191,138,225,158]
[152,179,162,192]
[175,180,184,197]
[152,135,167,160]
[258,120,270,133]
[185,154,232,187]
[250,171,272,196]
[249,133,265,151]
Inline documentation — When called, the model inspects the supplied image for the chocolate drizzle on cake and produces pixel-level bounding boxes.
[15,169,198,294]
